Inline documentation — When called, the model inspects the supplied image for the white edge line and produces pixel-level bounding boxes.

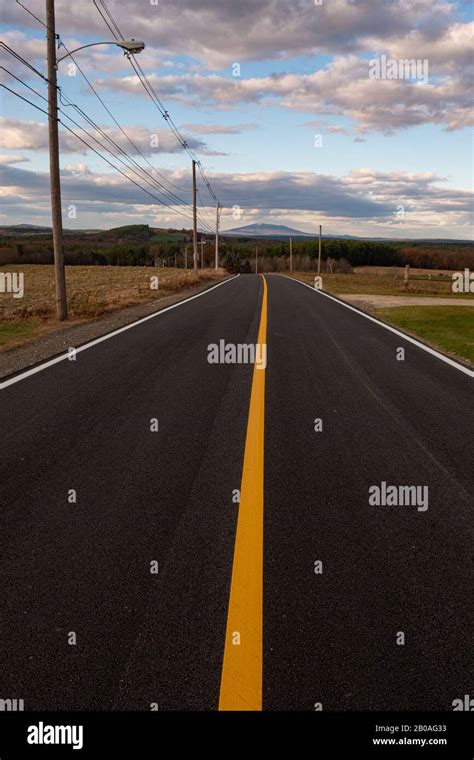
[281,274,474,379]
[0,274,240,390]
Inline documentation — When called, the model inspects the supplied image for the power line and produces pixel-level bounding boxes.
[93,0,222,207]
[1,72,210,228]
[198,163,220,205]
[1,64,48,102]
[196,189,216,233]
[13,1,195,202]
[94,0,190,151]
[126,55,222,208]
[0,53,197,223]
[15,0,48,30]
[0,83,49,117]
[59,92,197,216]
[1,81,200,224]
[94,0,121,41]
[59,96,200,223]
[0,41,48,80]
[10,2,219,229]
[55,38,194,199]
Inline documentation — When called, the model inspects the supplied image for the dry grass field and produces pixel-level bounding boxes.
[290,269,472,297]
[0,265,224,320]
[352,265,455,277]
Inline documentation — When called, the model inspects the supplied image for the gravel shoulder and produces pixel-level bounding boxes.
[339,294,474,310]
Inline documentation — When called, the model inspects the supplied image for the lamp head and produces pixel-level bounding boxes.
[117,39,145,54]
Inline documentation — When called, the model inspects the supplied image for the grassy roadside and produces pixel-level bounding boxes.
[0,265,226,352]
[287,271,473,298]
[374,306,474,365]
[0,320,41,351]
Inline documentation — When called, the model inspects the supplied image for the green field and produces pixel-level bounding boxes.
[0,320,40,350]
[374,306,474,364]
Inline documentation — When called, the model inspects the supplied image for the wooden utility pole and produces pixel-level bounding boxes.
[255,246,258,274]
[317,224,322,276]
[184,244,187,269]
[215,202,220,270]
[192,159,198,271]
[46,0,67,320]
[289,236,293,273]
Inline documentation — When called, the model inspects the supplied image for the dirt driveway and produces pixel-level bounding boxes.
[339,294,474,309]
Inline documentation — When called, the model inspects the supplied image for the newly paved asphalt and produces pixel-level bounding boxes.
[1,274,472,711]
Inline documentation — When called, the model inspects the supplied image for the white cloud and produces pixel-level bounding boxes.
[96,50,473,133]
[0,117,223,156]
[1,0,456,67]
[0,154,28,165]
[180,122,258,135]
[1,162,471,237]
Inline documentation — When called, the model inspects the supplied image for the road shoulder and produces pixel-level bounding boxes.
[0,276,231,380]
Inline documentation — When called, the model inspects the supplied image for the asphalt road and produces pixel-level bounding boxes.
[1,273,472,711]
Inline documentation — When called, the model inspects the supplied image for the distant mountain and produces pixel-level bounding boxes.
[223,223,368,240]
[224,223,317,237]
[0,223,470,244]
[0,224,99,236]
[15,224,51,230]
[222,223,472,243]
[0,224,51,233]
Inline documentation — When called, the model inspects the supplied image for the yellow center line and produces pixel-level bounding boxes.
[219,274,267,711]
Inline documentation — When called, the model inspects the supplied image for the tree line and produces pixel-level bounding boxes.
[0,234,472,271]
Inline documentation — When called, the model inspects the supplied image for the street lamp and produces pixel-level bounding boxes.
[56,39,145,64]
[46,0,145,319]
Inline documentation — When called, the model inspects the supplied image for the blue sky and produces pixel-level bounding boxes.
[0,0,472,238]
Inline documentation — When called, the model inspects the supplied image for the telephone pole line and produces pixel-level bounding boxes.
[192,159,198,271]
[289,236,293,273]
[317,224,322,276]
[46,0,67,320]
[215,202,220,270]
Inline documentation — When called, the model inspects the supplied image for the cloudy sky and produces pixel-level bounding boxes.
[0,0,472,237]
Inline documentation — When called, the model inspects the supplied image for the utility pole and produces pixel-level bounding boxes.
[192,159,198,271]
[255,246,258,275]
[46,0,67,320]
[317,224,322,276]
[289,236,293,273]
[184,244,187,269]
[215,202,220,270]
[174,253,177,268]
